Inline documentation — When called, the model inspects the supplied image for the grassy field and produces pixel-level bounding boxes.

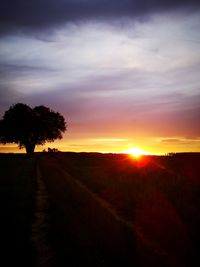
[0,152,200,266]
[0,153,36,266]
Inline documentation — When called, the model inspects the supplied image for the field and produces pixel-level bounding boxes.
[0,152,200,266]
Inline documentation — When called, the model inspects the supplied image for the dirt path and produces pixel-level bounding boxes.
[31,164,54,267]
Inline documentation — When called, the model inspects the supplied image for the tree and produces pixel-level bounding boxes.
[0,103,66,153]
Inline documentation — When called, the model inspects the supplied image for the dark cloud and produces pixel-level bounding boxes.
[0,0,200,34]
[161,138,200,145]
[162,138,184,143]
[0,63,55,76]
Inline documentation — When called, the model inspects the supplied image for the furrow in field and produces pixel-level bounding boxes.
[57,160,170,258]
[39,156,137,266]
[39,155,173,266]
[52,154,192,266]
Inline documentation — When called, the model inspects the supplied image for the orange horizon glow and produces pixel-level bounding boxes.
[0,137,200,155]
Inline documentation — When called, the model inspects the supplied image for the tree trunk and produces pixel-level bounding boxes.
[25,143,35,154]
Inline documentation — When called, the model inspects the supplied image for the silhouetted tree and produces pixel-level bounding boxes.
[0,103,66,153]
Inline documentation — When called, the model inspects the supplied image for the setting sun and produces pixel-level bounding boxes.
[124,147,148,158]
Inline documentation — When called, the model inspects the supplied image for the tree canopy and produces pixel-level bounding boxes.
[0,103,66,153]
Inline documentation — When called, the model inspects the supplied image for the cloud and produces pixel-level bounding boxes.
[1,0,200,34]
[161,137,200,145]
[162,138,182,143]
[0,7,200,149]
[1,13,199,95]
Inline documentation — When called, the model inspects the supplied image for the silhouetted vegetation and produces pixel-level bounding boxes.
[0,103,66,153]
[47,147,59,152]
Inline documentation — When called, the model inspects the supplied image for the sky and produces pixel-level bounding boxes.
[0,0,200,154]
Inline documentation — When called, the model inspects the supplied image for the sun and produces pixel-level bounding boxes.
[125,147,146,159]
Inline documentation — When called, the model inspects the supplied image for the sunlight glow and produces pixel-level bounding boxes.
[125,147,149,158]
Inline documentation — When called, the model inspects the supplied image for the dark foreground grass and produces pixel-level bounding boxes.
[0,154,36,266]
[50,152,200,266]
[0,152,200,266]
[39,155,137,267]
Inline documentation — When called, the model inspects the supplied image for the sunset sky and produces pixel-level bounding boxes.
[0,0,200,154]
